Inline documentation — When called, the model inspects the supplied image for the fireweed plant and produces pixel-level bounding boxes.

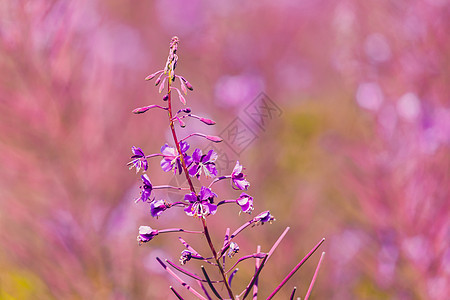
[128,36,325,299]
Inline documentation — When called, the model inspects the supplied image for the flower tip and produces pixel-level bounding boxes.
[133,106,150,114]
[186,82,193,91]
[179,94,186,105]
[205,135,223,143]
[145,70,162,81]
[200,118,216,125]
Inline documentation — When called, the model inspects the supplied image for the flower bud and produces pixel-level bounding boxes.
[180,76,194,91]
[200,118,216,125]
[178,94,186,105]
[133,106,150,114]
[145,70,163,81]
[205,135,223,143]
[180,81,187,95]
[185,81,193,91]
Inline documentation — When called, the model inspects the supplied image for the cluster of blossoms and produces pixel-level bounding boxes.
[127,37,324,299]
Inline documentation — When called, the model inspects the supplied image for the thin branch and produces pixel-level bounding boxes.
[201,218,234,299]
[265,238,325,300]
[159,228,203,235]
[304,252,325,300]
[170,286,185,300]
[156,257,207,300]
[229,268,239,286]
[180,133,223,143]
[198,281,213,300]
[241,255,268,299]
[265,227,290,262]
[201,266,224,300]
[165,259,222,283]
[225,253,266,274]
[178,238,217,266]
[132,104,168,114]
[208,176,231,188]
[253,245,262,300]
[217,199,236,206]
[289,287,297,300]
[153,185,190,190]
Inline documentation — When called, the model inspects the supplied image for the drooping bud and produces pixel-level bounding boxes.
[163,94,169,101]
[154,72,164,86]
[180,81,187,95]
[205,135,223,143]
[200,118,216,125]
[132,105,167,114]
[179,76,194,91]
[178,93,186,105]
[177,118,186,128]
[185,81,193,91]
[145,70,163,81]
[159,77,166,93]
[133,106,151,114]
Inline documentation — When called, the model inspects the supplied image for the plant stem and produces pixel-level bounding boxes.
[166,72,234,299]
[202,217,235,299]
[167,75,196,194]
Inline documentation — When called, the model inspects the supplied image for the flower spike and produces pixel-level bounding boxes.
[129,36,325,300]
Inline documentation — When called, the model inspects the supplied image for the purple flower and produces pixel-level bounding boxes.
[253,211,275,225]
[184,186,218,218]
[179,250,192,265]
[136,174,154,203]
[227,242,240,258]
[128,146,148,173]
[137,226,159,245]
[150,200,170,218]
[160,141,192,174]
[188,148,218,178]
[231,161,250,190]
[236,193,254,214]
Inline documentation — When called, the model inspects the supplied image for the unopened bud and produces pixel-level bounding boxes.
[206,135,223,143]
[133,106,150,114]
[145,70,162,81]
[178,94,186,105]
[180,81,187,95]
[180,76,194,91]
[185,81,193,91]
[200,118,216,125]
[163,94,169,101]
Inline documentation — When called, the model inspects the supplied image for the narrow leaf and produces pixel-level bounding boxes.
[201,266,223,300]
[304,252,325,300]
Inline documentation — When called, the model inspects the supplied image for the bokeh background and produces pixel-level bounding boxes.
[1,0,449,299]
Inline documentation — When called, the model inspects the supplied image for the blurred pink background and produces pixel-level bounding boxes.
[1,1,449,299]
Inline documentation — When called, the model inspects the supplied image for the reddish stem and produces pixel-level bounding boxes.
[167,78,196,194]
[167,74,234,299]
